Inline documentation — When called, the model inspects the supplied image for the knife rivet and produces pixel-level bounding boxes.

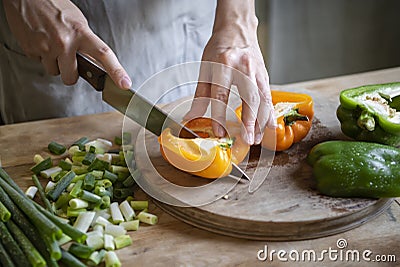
[86,71,93,78]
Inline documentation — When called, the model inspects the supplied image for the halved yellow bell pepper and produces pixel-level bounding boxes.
[158,118,250,179]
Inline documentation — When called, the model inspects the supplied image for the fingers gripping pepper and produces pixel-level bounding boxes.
[337,83,400,147]
[307,141,400,198]
[236,90,314,151]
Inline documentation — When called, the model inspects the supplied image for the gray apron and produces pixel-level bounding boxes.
[0,0,215,124]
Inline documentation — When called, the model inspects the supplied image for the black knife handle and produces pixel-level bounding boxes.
[77,53,106,91]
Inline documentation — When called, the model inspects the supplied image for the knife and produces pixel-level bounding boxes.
[76,53,250,180]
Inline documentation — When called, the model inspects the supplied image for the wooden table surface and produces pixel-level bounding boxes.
[1,68,400,266]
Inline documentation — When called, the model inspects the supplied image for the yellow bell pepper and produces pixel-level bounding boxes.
[158,118,250,179]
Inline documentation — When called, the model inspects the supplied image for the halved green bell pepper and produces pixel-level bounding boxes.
[337,82,400,147]
[307,140,400,198]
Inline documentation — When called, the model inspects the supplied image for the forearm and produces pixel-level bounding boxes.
[213,0,258,46]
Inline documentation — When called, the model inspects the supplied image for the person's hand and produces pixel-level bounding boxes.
[2,0,132,88]
[184,0,275,145]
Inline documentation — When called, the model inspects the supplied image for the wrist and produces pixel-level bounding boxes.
[213,0,259,46]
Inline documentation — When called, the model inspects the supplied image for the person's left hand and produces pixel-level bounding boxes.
[184,22,275,145]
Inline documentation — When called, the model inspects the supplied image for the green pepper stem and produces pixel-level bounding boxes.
[357,110,375,131]
[284,109,309,126]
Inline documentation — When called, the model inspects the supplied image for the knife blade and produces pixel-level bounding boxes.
[76,53,250,180]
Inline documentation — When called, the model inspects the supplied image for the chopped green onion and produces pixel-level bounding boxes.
[51,170,67,182]
[100,195,111,209]
[89,145,96,153]
[88,249,106,266]
[33,154,44,164]
[110,202,124,224]
[69,198,89,209]
[103,170,118,183]
[71,137,89,151]
[119,200,135,221]
[80,190,102,204]
[85,139,110,154]
[48,141,66,155]
[84,173,96,190]
[104,224,126,237]
[0,200,11,222]
[31,157,53,175]
[86,235,104,250]
[69,179,83,198]
[110,165,129,174]
[66,182,75,192]
[86,230,103,239]
[68,243,94,259]
[130,200,148,211]
[117,172,130,181]
[82,152,96,165]
[54,192,72,209]
[71,165,89,176]
[25,185,38,199]
[93,224,104,233]
[72,155,85,164]
[119,220,139,231]
[73,150,87,157]
[123,169,139,187]
[45,181,56,193]
[87,158,110,172]
[122,175,134,188]
[97,153,112,164]
[125,196,135,202]
[105,251,121,267]
[114,188,132,199]
[95,216,112,227]
[114,234,132,250]
[91,170,104,179]
[73,211,95,233]
[57,234,72,246]
[137,211,158,225]
[67,207,86,217]
[71,173,86,183]
[58,160,72,171]
[68,145,81,156]
[96,179,112,188]
[46,171,76,201]
[104,233,115,251]
[96,138,113,148]
[40,166,62,179]
[93,186,109,197]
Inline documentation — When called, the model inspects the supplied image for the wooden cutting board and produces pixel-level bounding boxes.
[134,88,392,241]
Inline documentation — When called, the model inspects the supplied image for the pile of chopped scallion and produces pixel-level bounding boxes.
[0,134,158,267]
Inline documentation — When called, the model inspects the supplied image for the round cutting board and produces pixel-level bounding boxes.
[133,93,392,241]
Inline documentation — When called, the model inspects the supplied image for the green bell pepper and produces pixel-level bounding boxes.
[337,82,400,147]
[307,140,400,198]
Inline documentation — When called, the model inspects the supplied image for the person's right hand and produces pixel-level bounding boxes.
[3,0,132,88]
